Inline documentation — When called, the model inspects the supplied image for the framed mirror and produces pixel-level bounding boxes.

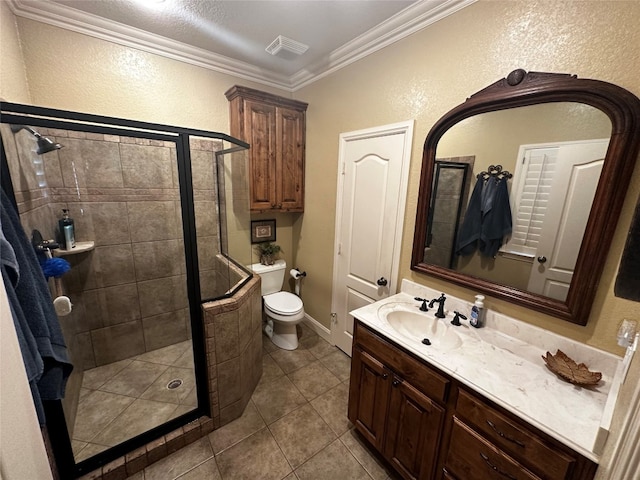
[411,70,640,325]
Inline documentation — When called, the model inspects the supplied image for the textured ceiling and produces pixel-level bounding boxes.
[10,0,474,89]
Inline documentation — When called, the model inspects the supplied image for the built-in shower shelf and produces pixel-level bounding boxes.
[54,241,95,256]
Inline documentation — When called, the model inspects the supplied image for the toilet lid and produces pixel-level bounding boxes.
[264,292,303,315]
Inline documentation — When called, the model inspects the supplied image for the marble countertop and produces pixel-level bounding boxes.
[350,280,630,462]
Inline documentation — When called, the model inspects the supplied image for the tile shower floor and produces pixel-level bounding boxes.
[73,341,197,463]
[121,324,400,480]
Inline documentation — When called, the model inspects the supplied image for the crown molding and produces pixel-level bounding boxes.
[8,0,476,92]
[7,0,291,90]
[289,0,476,90]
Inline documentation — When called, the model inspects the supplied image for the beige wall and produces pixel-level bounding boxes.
[294,0,640,356]
[438,103,611,173]
[0,1,31,103]
[2,1,640,475]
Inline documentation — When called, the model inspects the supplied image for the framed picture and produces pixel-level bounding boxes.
[251,219,276,243]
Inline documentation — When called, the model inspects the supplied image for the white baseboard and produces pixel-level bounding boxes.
[303,313,331,343]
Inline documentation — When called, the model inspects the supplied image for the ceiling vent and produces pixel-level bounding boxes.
[266,35,309,59]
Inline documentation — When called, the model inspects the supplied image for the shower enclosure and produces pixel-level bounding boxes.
[0,102,252,477]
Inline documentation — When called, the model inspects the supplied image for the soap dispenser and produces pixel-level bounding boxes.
[470,295,485,328]
[58,208,76,250]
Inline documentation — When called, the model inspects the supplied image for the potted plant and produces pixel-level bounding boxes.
[255,242,281,266]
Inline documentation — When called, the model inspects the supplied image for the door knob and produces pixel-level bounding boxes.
[377,277,388,287]
[537,256,547,264]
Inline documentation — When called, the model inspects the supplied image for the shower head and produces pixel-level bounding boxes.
[10,124,63,154]
[35,135,63,155]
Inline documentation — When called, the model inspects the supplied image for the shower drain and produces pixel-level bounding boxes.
[166,379,183,390]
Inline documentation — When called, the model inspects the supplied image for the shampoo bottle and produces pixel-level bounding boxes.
[470,294,485,328]
[59,209,76,250]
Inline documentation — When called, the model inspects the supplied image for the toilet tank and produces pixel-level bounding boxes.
[251,259,286,296]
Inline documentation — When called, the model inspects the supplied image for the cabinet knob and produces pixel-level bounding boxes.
[392,379,401,387]
[376,277,388,287]
[537,255,547,264]
[382,373,388,379]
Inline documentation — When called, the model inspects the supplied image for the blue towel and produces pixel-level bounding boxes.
[1,190,73,424]
[456,176,512,258]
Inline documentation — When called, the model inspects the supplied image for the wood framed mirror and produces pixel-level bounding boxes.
[411,70,640,325]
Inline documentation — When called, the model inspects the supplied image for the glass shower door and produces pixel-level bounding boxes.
[1,122,197,464]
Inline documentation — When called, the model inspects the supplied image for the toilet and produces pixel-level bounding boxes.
[251,259,305,350]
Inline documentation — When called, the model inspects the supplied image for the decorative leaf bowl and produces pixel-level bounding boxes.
[542,350,602,386]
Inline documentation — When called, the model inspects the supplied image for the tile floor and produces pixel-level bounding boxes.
[72,341,197,462]
[123,324,400,480]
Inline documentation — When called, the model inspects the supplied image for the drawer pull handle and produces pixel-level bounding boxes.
[486,419,526,447]
[480,452,517,480]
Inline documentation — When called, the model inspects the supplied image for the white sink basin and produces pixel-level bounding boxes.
[382,308,462,350]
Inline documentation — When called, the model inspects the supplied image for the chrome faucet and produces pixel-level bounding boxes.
[429,293,447,318]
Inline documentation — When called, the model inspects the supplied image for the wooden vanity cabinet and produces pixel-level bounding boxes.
[446,418,541,480]
[225,85,307,212]
[349,322,448,480]
[349,347,391,450]
[384,373,445,479]
[446,389,597,480]
[348,320,598,480]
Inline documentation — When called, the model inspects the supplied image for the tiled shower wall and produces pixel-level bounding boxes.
[3,125,233,369]
[424,156,475,269]
[202,275,263,429]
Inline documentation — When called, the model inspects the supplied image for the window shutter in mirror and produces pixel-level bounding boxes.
[503,147,558,257]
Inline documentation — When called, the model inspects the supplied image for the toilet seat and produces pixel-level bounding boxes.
[264,291,303,315]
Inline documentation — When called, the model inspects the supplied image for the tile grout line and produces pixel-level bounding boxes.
[172,451,217,480]
[209,432,253,458]
[73,343,196,460]
[264,342,356,479]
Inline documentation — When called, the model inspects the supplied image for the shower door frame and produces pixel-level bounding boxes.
[0,101,250,478]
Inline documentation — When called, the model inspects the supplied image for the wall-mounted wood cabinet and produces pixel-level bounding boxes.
[225,85,307,213]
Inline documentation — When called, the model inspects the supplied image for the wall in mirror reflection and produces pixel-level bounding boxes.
[427,102,611,300]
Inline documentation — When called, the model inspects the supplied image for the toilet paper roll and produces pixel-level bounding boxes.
[290,269,299,279]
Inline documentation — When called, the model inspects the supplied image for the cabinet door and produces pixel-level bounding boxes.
[245,100,276,211]
[276,106,305,211]
[348,347,391,450]
[384,376,444,480]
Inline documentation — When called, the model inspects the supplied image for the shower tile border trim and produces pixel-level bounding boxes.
[75,415,215,480]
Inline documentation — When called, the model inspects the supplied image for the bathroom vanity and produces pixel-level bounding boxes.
[348,281,630,480]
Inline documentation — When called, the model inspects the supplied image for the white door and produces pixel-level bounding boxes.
[331,121,414,355]
[527,139,608,299]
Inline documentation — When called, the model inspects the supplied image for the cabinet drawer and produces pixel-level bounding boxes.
[456,389,574,479]
[354,321,449,403]
[446,418,541,480]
